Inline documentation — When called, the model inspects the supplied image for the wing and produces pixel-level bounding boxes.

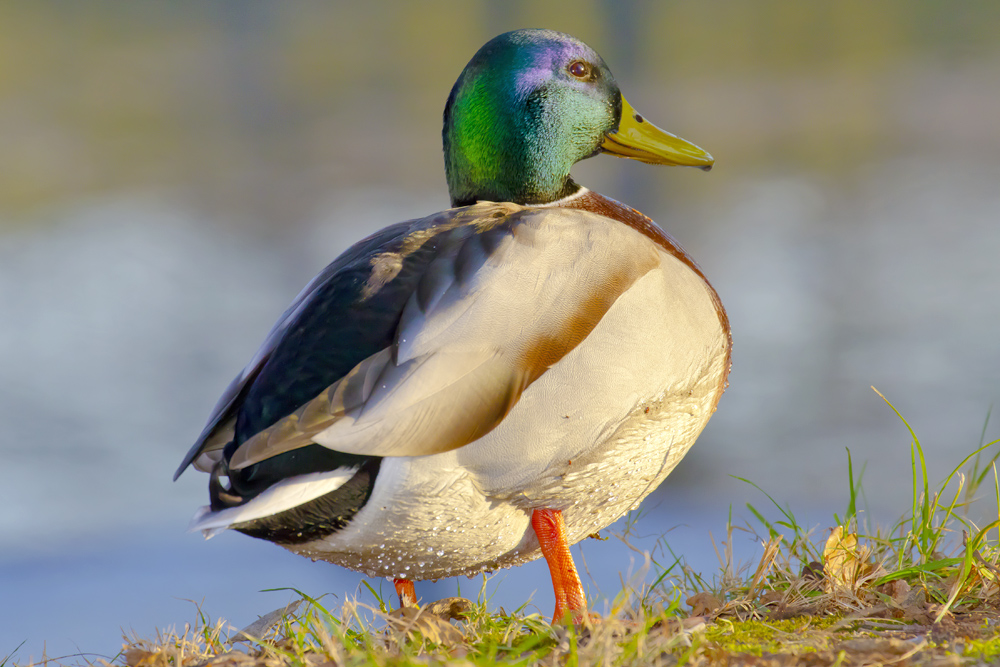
[226,203,661,469]
[175,217,418,479]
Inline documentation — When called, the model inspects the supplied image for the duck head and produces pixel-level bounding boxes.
[443,28,714,207]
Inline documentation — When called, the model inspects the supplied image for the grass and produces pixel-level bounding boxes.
[15,393,1000,666]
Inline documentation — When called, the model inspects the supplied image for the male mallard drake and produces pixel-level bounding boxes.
[176,28,731,623]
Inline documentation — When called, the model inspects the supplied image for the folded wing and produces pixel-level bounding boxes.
[225,204,660,468]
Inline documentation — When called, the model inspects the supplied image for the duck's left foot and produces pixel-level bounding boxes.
[394,578,417,608]
[531,508,593,625]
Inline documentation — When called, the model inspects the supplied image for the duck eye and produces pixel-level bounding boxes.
[568,61,590,79]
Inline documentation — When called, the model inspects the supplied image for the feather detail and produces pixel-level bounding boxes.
[188,467,359,538]
[226,205,659,466]
[229,349,394,470]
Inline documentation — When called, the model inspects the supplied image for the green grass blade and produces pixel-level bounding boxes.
[844,448,858,527]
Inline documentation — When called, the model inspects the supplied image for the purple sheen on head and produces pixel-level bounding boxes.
[508,35,606,101]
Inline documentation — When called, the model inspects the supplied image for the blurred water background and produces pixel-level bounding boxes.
[2,1,999,662]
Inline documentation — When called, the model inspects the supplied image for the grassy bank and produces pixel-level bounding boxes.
[12,396,1000,667]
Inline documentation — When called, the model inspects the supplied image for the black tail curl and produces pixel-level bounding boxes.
[209,459,245,511]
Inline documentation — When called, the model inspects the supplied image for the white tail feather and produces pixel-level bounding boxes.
[188,467,359,538]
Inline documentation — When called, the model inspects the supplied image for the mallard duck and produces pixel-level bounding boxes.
[175,28,730,623]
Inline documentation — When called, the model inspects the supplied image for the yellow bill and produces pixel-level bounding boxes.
[601,97,714,170]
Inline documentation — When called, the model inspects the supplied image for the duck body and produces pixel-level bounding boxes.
[177,29,730,620]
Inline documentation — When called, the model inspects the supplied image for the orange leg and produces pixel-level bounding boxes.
[394,578,417,608]
[531,508,588,623]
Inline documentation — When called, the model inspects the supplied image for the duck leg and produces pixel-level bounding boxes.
[531,508,587,623]
[394,578,417,608]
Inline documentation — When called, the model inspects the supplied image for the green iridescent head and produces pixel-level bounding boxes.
[443,29,714,207]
